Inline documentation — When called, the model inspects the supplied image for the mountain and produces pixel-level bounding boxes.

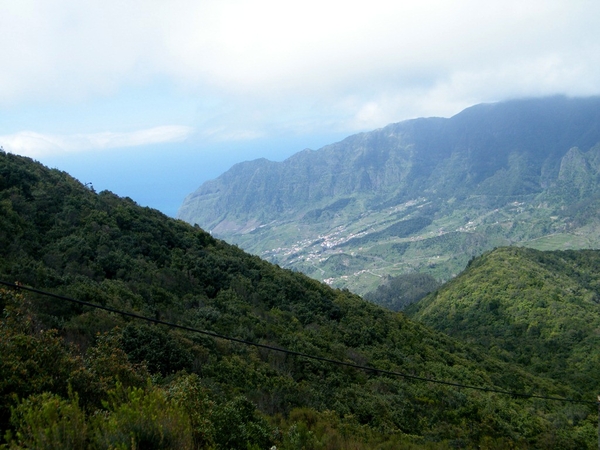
[407,247,600,399]
[1,152,597,448]
[178,96,600,294]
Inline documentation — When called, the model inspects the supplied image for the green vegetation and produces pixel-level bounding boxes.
[1,152,598,448]
[408,247,600,398]
[341,216,433,247]
[364,273,441,311]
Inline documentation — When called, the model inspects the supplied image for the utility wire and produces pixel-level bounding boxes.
[1,279,596,405]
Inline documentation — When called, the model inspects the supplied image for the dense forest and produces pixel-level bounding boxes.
[408,247,600,400]
[364,273,441,311]
[0,152,597,449]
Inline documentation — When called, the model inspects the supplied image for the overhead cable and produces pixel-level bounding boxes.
[0,279,596,405]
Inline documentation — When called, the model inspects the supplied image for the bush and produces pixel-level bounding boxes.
[90,383,193,450]
[120,324,193,376]
[4,390,87,450]
[211,396,274,450]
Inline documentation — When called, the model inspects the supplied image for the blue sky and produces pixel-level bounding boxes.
[2,0,600,217]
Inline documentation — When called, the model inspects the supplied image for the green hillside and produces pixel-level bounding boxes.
[364,273,441,311]
[408,247,600,399]
[0,152,597,448]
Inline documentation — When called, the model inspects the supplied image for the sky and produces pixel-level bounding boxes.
[1,0,600,216]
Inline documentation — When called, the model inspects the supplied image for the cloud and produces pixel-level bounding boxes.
[198,127,265,142]
[1,0,599,137]
[0,126,194,158]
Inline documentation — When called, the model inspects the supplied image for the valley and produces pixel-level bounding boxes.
[217,191,599,295]
[5,97,600,448]
[179,96,600,295]
[2,151,600,448]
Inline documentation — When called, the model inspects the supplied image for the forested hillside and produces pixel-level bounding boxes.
[408,247,600,400]
[0,152,597,448]
[364,273,441,311]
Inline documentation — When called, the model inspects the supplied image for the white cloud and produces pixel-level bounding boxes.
[198,127,265,142]
[0,0,599,136]
[0,126,194,158]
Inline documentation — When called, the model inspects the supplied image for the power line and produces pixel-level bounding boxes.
[0,279,596,405]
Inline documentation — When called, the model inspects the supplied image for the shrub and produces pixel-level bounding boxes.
[90,383,193,450]
[4,390,87,450]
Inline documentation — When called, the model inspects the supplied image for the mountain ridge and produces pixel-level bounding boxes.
[178,96,600,294]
